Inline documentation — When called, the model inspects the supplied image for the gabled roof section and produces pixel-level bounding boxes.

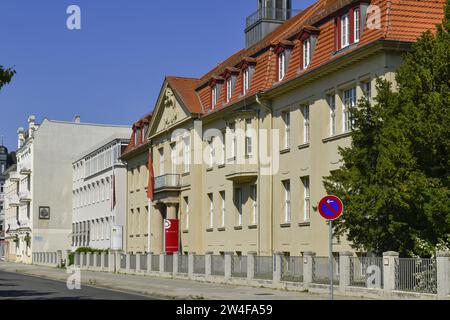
[122,112,152,158]
[166,76,202,114]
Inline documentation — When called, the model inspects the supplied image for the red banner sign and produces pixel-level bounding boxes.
[164,219,179,254]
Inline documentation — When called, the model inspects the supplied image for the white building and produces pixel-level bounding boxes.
[72,135,130,251]
[14,115,130,263]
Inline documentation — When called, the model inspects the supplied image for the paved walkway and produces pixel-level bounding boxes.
[0,262,366,300]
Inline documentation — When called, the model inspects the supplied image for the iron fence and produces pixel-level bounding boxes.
[140,254,147,271]
[281,256,303,282]
[178,254,189,274]
[312,256,339,284]
[151,254,160,272]
[130,254,136,270]
[232,255,247,278]
[165,254,173,273]
[395,258,437,294]
[350,256,383,288]
[211,255,225,276]
[254,256,273,280]
[194,255,205,274]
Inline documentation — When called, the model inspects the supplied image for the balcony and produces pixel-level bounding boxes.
[19,161,31,175]
[154,174,181,191]
[7,194,20,207]
[9,171,20,182]
[246,7,300,28]
[225,163,258,184]
[19,190,32,202]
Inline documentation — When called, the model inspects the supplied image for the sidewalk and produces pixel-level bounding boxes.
[0,262,367,300]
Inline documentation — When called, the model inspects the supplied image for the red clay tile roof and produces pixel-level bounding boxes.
[166,76,203,114]
[122,112,152,157]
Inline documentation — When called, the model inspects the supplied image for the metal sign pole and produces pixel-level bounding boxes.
[329,220,333,301]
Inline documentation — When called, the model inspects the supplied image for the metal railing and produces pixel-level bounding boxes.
[395,258,437,294]
[232,255,247,278]
[246,7,300,28]
[211,255,225,276]
[312,256,339,284]
[350,256,384,288]
[281,256,303,282]
[154,174,180,190]
[254,256,273,280]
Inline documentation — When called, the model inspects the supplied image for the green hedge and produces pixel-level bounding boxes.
[67,247,110,266]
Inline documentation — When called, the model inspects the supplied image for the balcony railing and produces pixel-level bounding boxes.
[19,161,31,174]
[7,194,20,207]
[246,7,300,28]
[154,174,181,191]
[9,171,20,181]
[19,190,31,202]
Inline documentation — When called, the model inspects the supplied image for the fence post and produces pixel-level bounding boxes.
[273,252,282,283]
[74,253,79,267]
[303,251,315,284]
[125,253,130,273]
[57,250,62,268]
[147,253,153,273]
[115,251,121,273]
[66,250,71,267]
[80,252,85,269]
[436,251,450,298]
[205,252,212,278]
[339,252,352,291]
[93,253,98,270]
[188,252,195,278]
[159,253,165,274]
[173,252,179,275]
[383,251,398,292]
[247,252,256,281]
[135,254,141,273]
[100,252,105,270]
[224,252,232,281]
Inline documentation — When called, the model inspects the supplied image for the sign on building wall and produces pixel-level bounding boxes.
[111,225,123,250]
[38,206,50,220]
[164,219,179,253]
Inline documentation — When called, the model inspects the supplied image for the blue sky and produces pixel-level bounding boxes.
[0,0,315,151]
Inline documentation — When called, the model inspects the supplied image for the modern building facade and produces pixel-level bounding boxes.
[121,113,152,254]
[125,0,445,257]
[12,115,130,263]
[71,134,131,251]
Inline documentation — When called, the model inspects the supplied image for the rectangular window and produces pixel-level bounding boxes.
[283,180,291,223]
[235,188,243,226]
[212,85,219,108]
[251,185,257,225]
[362,81,371,101]
[245,119,253,156]
[302,176,311,221]
[220,191,226,227]
[278,51,286,81]
[302,105,310,144]
[354,8,360,43]
[328,94,337,136]
[229,123,236,159]
[208,139,214,168]
[208,193,214,228]
[303,38,311,68]
[159,148,164,176]
[283,111,291,149]
[183,136,191,173]
[184,197,189,230]
[343,87,356,132]
[341,14,350,48]
[243,68,250,95]
[221,130,226,165]
[226,77,232,103]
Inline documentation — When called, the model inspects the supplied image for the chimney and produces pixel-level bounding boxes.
[28,115,36,137]
[17,127,25,149]
[74,116,81,123]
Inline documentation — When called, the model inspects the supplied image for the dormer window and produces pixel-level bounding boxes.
[341,14,350,48]
[212,85,219,108]
[303,38,311,69]
[243,68,250,95]
[354,8,360,43]
[226,77,233,103]
[336,5,365,51]
[135,127,141,145]
[278,51,287,81]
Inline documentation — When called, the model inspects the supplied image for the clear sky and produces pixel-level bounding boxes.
[0,0,316,152]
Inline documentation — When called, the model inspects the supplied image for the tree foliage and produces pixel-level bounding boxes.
[323,0,450,257]
[0,65,16,90]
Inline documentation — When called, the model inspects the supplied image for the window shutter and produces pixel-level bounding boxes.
[349,8,355,44]
[335,16,341,51]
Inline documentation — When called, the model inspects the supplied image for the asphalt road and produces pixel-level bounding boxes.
[0,270,154,300]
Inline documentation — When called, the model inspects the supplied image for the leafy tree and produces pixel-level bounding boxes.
[323,0,450,257]
[0,65,15,90]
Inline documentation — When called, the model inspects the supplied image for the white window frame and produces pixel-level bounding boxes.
[184,197,189,230]
[283,180,291,223]
[245,118,253,156]
[283,111,291,149]
[251,185,257,225]
[341,14,350,48]
[226,77,232,103]
[243,68,250,95]
[278,51,286,81]
[220,191,226,227]
[362,81,371,101]
[354,8,360,43]
[303,38,311,68]
[329,94,337,136]
[303,105,310,144]
[208,193,214,228]
[343,87,356,132]
[302,176,311,222]
[212,85,218,109]
[183,136,191,173]
[235,188,243,226]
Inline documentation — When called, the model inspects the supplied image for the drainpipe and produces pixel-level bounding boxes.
[255,93,273,256]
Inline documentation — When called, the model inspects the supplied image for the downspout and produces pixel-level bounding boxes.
[255,93,272,256]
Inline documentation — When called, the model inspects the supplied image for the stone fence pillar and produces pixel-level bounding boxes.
[224,252,233,281]
[57,250,62,268]
[436,251,450,298]
[188,252,195,278]
[205,252,212,278]
[383,251,399,292]
[339,252,352,291]
[147,253,153,273]
[159,253,165,274]
[173,253,179,275]
[247,252,256,281]
[273,252,283,283]
[303,251,315,284]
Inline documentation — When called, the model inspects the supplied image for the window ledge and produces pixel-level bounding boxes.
[280,148,291,154]
[322,132,352,143]
[298,221,311,227]
[298,143,310,150]
[206,228,214,232]
[234,226,243,230]
[218,164,226,169]
[181,172,190,177]
[280,223,291,228]
[182,229,189,234]
[218,227,226,232]
[248,224,258,230]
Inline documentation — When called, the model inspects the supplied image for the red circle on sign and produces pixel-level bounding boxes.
[318,195,344,221]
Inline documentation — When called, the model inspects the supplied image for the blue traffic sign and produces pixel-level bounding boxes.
[318,195,344,221]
